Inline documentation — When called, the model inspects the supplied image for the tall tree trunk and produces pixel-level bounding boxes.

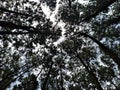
[42,61,53,90]
[76,54,103,90]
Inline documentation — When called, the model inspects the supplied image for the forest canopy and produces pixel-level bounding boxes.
[0,0,120,90]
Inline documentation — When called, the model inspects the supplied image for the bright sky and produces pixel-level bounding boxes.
[40,0,89,46]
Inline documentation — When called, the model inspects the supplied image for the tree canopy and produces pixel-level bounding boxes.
[0,0,120,90]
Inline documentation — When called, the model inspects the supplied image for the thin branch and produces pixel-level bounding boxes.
[36,68,43,78]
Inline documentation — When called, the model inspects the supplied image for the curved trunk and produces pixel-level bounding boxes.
[78,32,120,67]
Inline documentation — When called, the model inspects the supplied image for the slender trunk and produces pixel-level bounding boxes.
[42,61,53,90]
[60,66,64,90]
[68,0,71,8]
[76,54,103,90]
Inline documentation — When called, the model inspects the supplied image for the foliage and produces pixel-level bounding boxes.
[0,0,120,90]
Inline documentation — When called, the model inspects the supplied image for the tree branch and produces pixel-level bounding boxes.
[0,21,53,35]
[0,7,30,16]
[101,15,120,28]
[0,31,30,34]
[0,31,51,35]
[82,0,117,22]
[68,0,71,8]
[76,32,120,67]
[0,20,35,31]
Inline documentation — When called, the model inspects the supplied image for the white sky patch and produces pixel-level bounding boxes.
[32,43,42,53]
[32,66,43,79]
[19,55,26,65]
[41,4,52,18]
[54,22,66,46]
[29,0,40,3]
[6,80,21,90]
[40,0,90,46]
[54,35,66,46]
[96,54,108,66]
[32,21,39,27]
[77,0,89,5]
[41,0,67,46]
[50,0,61,22]
[24,2,31,7]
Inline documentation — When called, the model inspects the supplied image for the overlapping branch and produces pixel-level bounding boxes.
[101,15,120,28]
[0,20,34,31]
[76,54,103,90]
[0,20,53,35]
[75,32,120,67]
[42,61,53,90]
[0,7,30,16]
[82,0,117,22]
